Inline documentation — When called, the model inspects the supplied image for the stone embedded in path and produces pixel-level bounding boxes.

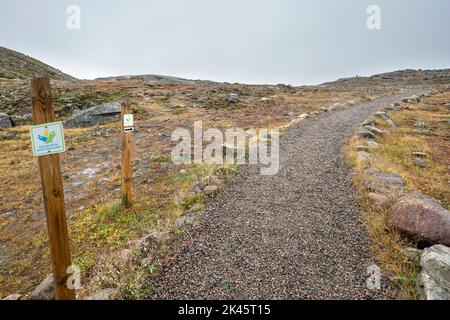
[417,245,450,300]
[389,192,450,246]
[65,102,122,128]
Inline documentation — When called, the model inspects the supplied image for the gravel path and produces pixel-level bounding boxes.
[152,89,424,300]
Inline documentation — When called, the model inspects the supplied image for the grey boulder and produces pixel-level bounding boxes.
[65,102,121,128]
[30,274,55,300]
[417,245,450,300]
[0,113,12,128]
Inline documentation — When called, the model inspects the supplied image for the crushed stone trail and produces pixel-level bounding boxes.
[151,89,424,299]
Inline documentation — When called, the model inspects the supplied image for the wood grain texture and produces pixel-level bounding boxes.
[121,98,133,208]
[31,76,75,300]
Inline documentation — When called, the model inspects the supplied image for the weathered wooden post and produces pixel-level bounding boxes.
[30,76,75,300]
[121,98,133,208]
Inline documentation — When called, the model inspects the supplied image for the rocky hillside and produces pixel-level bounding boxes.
[0,46,75,81]
[323,69,450,88]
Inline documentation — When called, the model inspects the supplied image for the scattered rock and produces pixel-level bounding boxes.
[417,245,450,300]
[358,130,375,139]
[389,192,450,246]
[347,101,356,106]
[2,294,22,300]
[1,210,17,218]
[385,119,397,128]
[30,274,55,300]
[363,125,385,136]
[367,193,390,210]
[413,158,427,169]
[365,172,406,196]
[374,173,405,188]
[411,95,421,103]
[0,113,13,128]
[328,105,337,111]
[92,127,110,136]
[374,111,390,120]
[65,102,121,128]
[362,119,376,127]
[320,107,328,112]
[412,152,428,158]
[298,113,310,119]
[204,185,219,197]
[192,181,203,194]
[226,93,239,104]
[414,121,426,128]
[84,288,119,300]
[356,145,369,152]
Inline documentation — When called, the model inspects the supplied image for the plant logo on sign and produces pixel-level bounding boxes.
[37,127,57,144]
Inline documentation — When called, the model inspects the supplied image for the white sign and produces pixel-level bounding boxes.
[30,122,66,156]
[123,114,134,127]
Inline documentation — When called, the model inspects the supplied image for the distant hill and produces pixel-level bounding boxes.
[0,46,75,81]
[322,69,450,87]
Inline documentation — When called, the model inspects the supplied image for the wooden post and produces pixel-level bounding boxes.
[31,76,75,300]
[121,98,133,208]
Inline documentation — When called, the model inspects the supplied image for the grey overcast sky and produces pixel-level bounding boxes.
[0,0,449,85]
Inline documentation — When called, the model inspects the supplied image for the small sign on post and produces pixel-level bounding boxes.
[30,122,65,156]
[121,99,133,208]
[30,76,75,300]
